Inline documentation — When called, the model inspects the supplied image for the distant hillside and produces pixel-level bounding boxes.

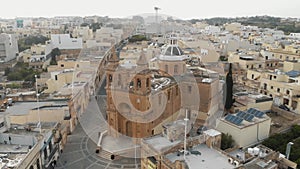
[189,16,300,34]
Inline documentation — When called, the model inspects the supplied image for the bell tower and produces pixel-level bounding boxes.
[129,50,152,113]
[105,46,120,137]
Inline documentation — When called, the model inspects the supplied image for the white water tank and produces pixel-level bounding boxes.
[253,147,260,155]
[248,148,254,155]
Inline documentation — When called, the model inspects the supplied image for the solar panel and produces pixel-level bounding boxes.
[225,114,234,122]
[225,115,231,121]
[247,108,256,114]
[236,111,243,117]
[254,111,265,118]
[234,118,243,125]
[241,112,247,118]
[237,111,247,118]
[245,114,255,122]
[244,113,250,119]
[225,114,243,125]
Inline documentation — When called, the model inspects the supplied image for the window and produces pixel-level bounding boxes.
[36,159,40,169]
[55,75,58,81]
[187,109,191,119]
[174,65,178,74]
[271,86,273,89]
[43,147,48,159]
[252,74,254,79]
[158,94,162,105]
[165,65,169,73]
[188,86,192,94]
[61,64,64,67]
[146,78,150,87]
[137,78,141,88]
[286,90,290,95]
[118,74,121,86]
[259,65,262,68]
[109,75,112,82]
[277,88,280,92]
[274,76,277,79]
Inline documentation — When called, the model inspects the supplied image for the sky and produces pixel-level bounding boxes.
[1,0,300,19]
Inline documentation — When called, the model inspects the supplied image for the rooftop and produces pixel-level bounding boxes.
[165,144,234,169]
[221,108,270,128]
[5,101,67,116]
[143,134,181,153]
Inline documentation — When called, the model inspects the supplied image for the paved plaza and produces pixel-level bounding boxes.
[56,122,140,169]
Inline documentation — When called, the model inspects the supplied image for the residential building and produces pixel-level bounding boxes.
[45,34,82,56]
[259,61,300,113]
[0,33,18,63]
[0,121,62,169]
[216,108,271,148]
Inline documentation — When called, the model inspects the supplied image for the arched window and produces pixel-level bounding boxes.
[146,78,150,87]
[109,74,113,82]
[174,65,178,74]
[165,65,168,73]
[137,78,141,88]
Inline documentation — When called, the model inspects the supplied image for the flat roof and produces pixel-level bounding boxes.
[0,144,29,154]
[165,144,234,169]
[5,101,67,116]
[203,129,221,137]
[144,135,181,152]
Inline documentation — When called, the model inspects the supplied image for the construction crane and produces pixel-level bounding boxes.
[154,7,161,34]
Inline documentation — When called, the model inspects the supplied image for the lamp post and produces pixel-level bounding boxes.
[184,109,189,160]
[286,142,294,160]
[35,75,41,133]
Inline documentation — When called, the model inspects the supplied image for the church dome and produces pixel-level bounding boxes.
[159,37,187,61]
[163,45,184,56]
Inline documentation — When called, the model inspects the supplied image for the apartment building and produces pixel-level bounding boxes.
[0,33,18,63]
[259,62,300,113]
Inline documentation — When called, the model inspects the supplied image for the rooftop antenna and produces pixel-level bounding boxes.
[35,75,42,133]
[154,7,161,34]
[184,109,189,160]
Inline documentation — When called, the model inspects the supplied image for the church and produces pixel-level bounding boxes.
[105,35,221,139]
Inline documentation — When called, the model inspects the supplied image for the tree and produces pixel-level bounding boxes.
[90,22,102,32]
[4,67,10,76]
[221,133,235,150]
[225,63,234,110]
[49,48,61,65]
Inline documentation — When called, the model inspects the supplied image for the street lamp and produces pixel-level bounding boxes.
[184,109,189,160]
[286,142,294,160]
[35,75,41,133]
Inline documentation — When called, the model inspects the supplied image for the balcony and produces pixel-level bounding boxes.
[44,144,58,167]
